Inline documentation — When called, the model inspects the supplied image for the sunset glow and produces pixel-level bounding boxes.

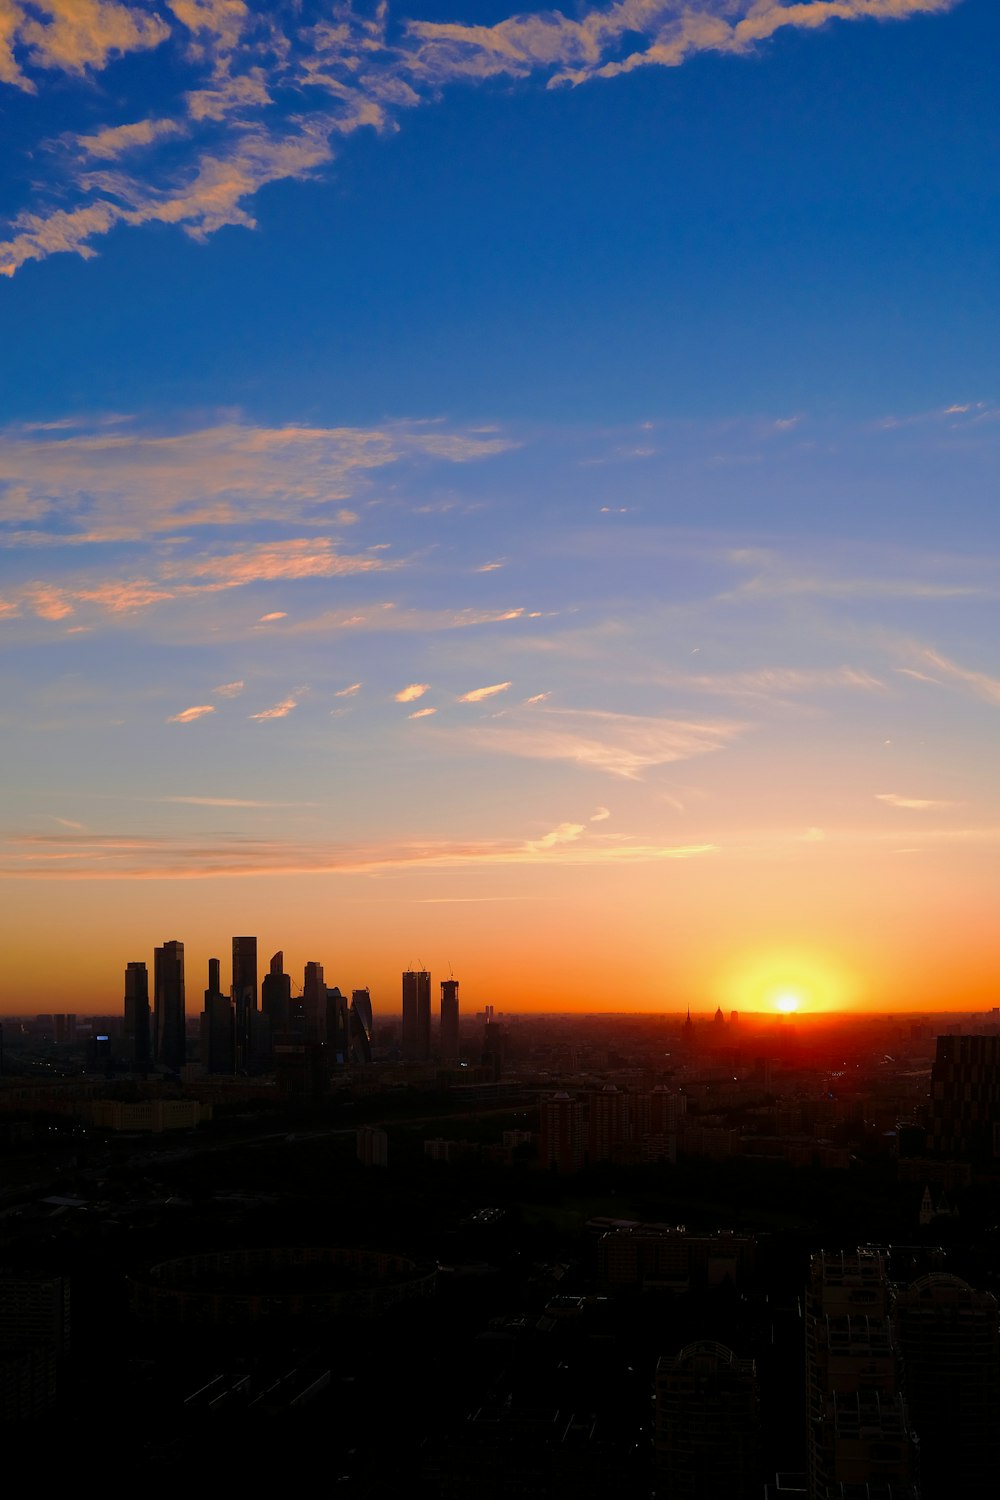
[2,1,998,1017]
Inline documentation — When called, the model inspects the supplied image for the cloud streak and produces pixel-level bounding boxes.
[0,1,960,274]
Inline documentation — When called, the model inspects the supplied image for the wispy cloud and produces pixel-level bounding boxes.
[666,666,884,699]
[167,703,215,723]
[876,792,958,810]
[408,706,437,719]
[395,683,430,703]
[0,1,960,274]
[457,681,513,703]
[213,679,244,697]
[1,819,718,879]
[905,645,1000,707]
[249,695,298,720]
[0,417,515,538]
[590,805,610,822]
[333,682,362,697]
[459,704,746,779]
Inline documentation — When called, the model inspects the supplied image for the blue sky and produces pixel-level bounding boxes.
[1,1,998,1014]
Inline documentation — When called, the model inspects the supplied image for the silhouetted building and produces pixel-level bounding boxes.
[655,1341,759,1497]
[928,1034,1000,1158]
[153,939,185,1072]
[588,1083,628,1163]
[440,978,459,1062]
[893,1273,1000,1497]
[201,957,234,1075]
[261,950,292,1038]
[326,986,350,1065]
[349,988,373,1064]
[123,960,150,1071]
[540,1091,584,1172]
[232,935,257,1073]
[357,1123,388,1167]
[402,969,431,1061]
[303,961,326,1043]
[805,1249,916,1500]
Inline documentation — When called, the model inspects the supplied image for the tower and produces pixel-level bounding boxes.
[893,1273,1000,1496]
[349,988,373,1065]
[202,957,234,1075]
[123,961,150,1071]
[928,1034,1000,1158]
[303,961,326,1042]
[153,940,185,1072]
[440,978,459,1063]
[401,969,430,1061]
[231,935,257,1073]
[540,1091,584,1173]
[261,950,292,1038]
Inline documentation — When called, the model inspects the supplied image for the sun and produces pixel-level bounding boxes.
[772,992,801,1014]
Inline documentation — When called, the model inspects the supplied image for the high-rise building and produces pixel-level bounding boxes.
[326,986,350,1064]
[654,1342,760,1497]
[201,957,234,1075]
[123,961,150,1071]
[261,950,292,1037]
[153,940,185,1072]
[588,1084,628,1164]
[402,969,431,1061]
[303,961,326,1042]
[440,978,459,1062]
[928,1034,1000,1158]
[539,1091,584,1172]
[805,1249,916,1500]
[893,1273,1000,1497]
[349,988,374,1065]
[231,935,257,1073]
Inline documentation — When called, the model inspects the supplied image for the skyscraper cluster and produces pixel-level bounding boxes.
[121,942,461,1077]
[120,937,376,1076]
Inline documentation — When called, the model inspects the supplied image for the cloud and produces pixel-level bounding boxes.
[395,683,431,703]
[0,1,960,273]
[526,821,585,852]
[0,417,516,537]
[590,806,611,821]
[408,706,437,719]
[667,666,885,699]
[213,679,244,697]
[286,604,529,636]
[158,794,314,807]
[167,703,215,723]
[333,682,362,697]
[460,704,746,779]
[76,117,186,160]
[166,537,384,585]
[0,818,718,879]
[257,611,287,622]
[905,645,1000,707]
[477,560,505,572]
[876,793,958,811]
[457,681,513,703]
[249,695,298,720]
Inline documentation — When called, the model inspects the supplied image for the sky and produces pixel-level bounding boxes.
[1,0,998,1017]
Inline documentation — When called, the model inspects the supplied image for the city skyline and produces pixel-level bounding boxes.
[3,1,999,1016]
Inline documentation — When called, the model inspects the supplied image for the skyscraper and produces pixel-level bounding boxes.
[202,956,234,1075]
[303,960,326,1042]
[350,988,374,1065]
[260,950,289,1030]
[153,939,185,1072]
[401,969,431,1061]
[928,1034,1000,1159]
[231,935,257,1073]
[893,1273,1000,1497]
[440,978,459,1063]
[123,961,150,1071]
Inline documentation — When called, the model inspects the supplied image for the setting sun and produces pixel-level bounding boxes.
[773,993,802,1014]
